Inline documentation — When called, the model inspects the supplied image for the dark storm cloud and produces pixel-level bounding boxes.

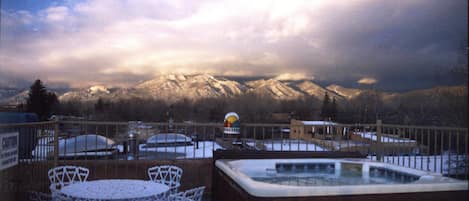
[305,0,467,90]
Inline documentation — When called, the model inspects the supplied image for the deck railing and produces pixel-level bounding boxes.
[0,120,467,179]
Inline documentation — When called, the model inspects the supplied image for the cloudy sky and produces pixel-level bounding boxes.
[0,0,467,90]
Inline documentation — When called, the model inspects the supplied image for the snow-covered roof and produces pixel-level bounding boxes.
[301,121,337,126]
[146,133,192,144]
[58,134,116,154]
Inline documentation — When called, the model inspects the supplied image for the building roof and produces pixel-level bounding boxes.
[301,121,337,126]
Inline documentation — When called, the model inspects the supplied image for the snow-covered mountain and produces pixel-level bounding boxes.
[1,74,465,104]
[0,89,29,104]
[246,79,303,100]
[0,88,22,102]
[60,85,113,102]
[325,84,400,101]
[1,88,68,104]
[135,74,246,101]
[295,81,342,100]
[326,84,363,99]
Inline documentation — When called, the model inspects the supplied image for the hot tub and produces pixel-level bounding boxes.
[214,158,468,201]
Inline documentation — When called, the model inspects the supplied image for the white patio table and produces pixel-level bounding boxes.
[59,179,170,201]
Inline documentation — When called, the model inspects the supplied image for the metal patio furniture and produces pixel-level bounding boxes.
[148,165,183,194]
[58,179,170,201]
[48,166,89,196]
[168,186,205,201]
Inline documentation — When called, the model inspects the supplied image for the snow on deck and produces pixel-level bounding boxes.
[116,141,223,159]
[263,140,327,151]
[355,132,416,143]
[369,153,468,175]
[301,121,336,126]
[30,135,467,176]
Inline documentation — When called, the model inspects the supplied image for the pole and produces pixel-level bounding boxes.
[53,119,59,167]
[376,120,382,161]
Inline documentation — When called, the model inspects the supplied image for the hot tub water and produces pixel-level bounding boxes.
[251,162,420,186]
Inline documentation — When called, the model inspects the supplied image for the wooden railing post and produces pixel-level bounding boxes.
[53,119,59,167]
[376,120,382,161]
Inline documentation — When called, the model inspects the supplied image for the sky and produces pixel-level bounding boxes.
[0,0,467,91]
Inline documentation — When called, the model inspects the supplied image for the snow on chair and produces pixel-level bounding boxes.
[148,165,183,194]
[28,191,51,201]
[168,186,205,201]
[48,166,89,194]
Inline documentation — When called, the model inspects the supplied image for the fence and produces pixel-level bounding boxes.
[0,120,467,177]
[1,119,468,200]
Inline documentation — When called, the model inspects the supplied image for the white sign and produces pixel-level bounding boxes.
[0,132,19,171]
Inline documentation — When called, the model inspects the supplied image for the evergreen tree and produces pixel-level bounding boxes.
[320,92,331,119]
[331,97,338,121]
[95,98,105,112]
[26,79,58,120]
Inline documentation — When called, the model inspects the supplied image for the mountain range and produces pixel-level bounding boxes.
[0,74,466,104]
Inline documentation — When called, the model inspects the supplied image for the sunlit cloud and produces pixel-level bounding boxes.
[357,77,377,85]
[0,0,466,90]
[275,73,313,81]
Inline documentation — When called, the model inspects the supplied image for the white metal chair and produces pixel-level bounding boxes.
[47,165,89,194]
[148,165,183,194]
[168,186,205,201]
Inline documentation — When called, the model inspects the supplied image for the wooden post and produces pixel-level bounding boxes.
[376,120,382,161]
[53,119,59,167]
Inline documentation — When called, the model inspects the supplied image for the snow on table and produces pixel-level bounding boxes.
[263,140,327,151]
[355,132,416,143]
[60,179,169,200]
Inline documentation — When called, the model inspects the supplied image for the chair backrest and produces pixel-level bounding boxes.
[148,165,183,190]
[168,186,205,201]
[48,165,89,190]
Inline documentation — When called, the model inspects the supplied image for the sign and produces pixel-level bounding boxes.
[224,112,240,134]
[0,132,19,171]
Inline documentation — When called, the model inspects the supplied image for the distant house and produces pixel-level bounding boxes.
[290,119,337,140]
[50,115,86,136]
[0,112,39,159]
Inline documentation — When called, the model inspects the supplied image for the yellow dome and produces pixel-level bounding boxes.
[226,115,238,124]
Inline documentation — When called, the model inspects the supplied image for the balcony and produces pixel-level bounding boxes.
[0,120,467,200]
